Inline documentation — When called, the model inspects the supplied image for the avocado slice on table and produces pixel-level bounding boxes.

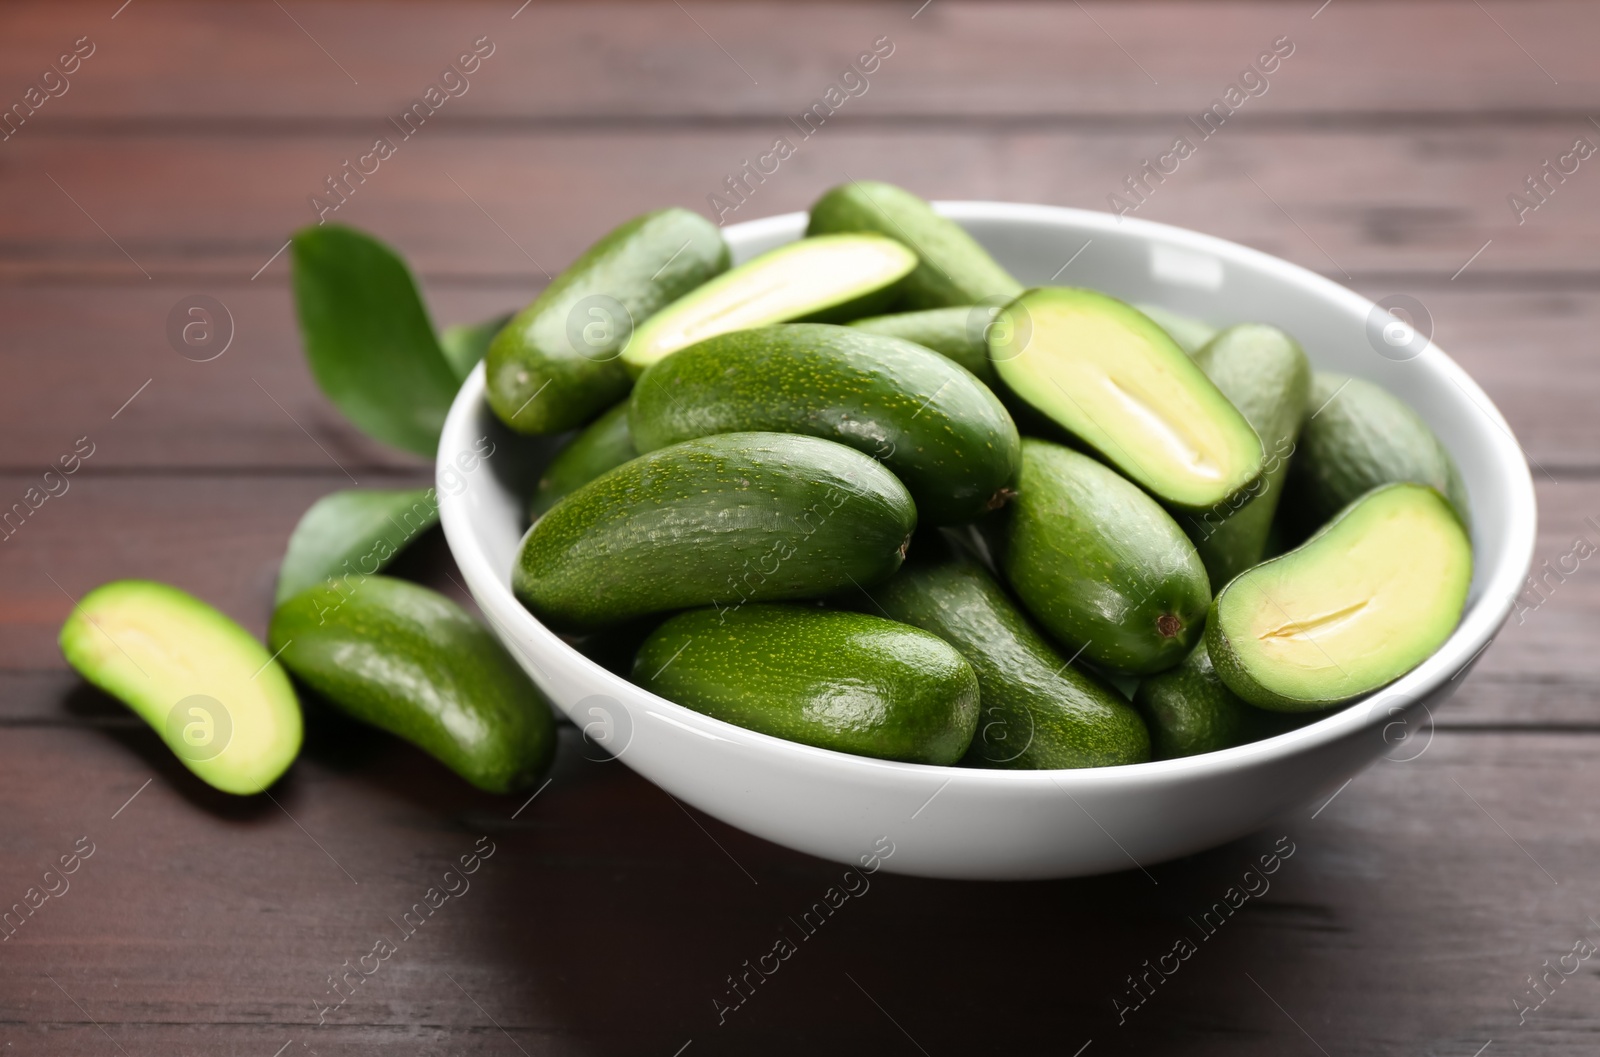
[60,580,303,795]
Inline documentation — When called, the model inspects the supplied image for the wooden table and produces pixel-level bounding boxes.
[3,2,1597,1053]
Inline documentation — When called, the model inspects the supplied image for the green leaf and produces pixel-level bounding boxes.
[290,225,461,457]
[440,312,513,381]
[275,488,440,605]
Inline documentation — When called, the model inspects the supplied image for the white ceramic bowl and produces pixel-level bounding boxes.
[438,202,1536,880]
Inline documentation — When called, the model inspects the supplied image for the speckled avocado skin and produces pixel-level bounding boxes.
[529,400,637,518]
[849,306,998,384]
[485,208,728,435]
[513,432,916,632]
[270,576,556,793]
[807,180,1023,309]
[634,604,979,764]
[1287,372,1470,533]
[629,324,1019,525]
[1133,640,1301,759]
[999,439,1211,677]
[869,538,1150,769]
[1186,324,1312,589]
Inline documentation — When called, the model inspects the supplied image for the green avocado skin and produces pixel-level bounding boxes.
[807,181,1022,310]
[529,400,637,518]
[999,440,1211,676]
[486,208,728,435]
[1136,304,1220,356]
[514,432,916,633]
[867,539,1150,769]
[1287,372,1470,534]
[629,324,1019,526]
[1186,324,1312,589]
[634,604,979,765]
[849,306,998,384]
[270,576,556,793]
[1133,640,1300,759]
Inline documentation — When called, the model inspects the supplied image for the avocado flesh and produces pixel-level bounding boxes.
[622,234,916,373]
[1209,483,1471,710]
[59,580,303,795]
[990,288,1263,509]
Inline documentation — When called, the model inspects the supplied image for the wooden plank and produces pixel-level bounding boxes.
[0,724,1596,1054]
[0,284,522,474]
[0,471,1584,701]
[0,1,1592,124]
[3,126,1598,284]
[0,281,1591,477]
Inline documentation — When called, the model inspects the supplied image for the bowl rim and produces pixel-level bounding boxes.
[439,200,1538,789]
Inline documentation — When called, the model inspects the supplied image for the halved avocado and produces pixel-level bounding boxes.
[1206,483,1472,712]
[988,288,1264,510]
[59,580,303,794]
[620,234,916,374]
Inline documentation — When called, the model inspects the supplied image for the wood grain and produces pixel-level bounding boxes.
[0,1,1592,122]
[4,126,1600,283]
[2,2,1596,1054]
[0,724,1596,1055]
[0,283,1590,472]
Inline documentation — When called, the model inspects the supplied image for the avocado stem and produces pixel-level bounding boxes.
[986,487,1018,511]
[1156,613,1183,638]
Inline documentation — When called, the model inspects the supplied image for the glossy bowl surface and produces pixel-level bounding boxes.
[439,202,1536,880]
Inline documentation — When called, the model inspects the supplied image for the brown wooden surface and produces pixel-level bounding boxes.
[3,2,1598,1054]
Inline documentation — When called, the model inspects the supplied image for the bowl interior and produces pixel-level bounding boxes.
[442,202,1535,781]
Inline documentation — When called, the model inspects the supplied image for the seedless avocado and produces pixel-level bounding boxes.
[999,440,1211,676]
[635,604,979,765]
[1133,640,1296,759]
[514,432,916,632]
[1186,324,1312,588]
[487,208,728,434]
[270,576,556,792]
[621,234,916,374]
[989,288,1264,510]
[529,400,637,518]
[59,580,303,795]
[849,306,998,384]
[1289,372,1470,529]
[807,181,1023,309]
[629,324,1020,525]
[1136,304,1219,356]
[1207,483,1472,711]
[867,538,1150,768]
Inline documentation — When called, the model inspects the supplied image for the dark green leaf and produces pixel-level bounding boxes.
[291,225,460,456]
[440,311,513,381]
[275,488,439,605]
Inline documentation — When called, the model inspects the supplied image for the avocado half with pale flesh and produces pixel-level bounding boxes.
[1206,482,1472,712]
[988,287,1264,510]
[621,234,916,374]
